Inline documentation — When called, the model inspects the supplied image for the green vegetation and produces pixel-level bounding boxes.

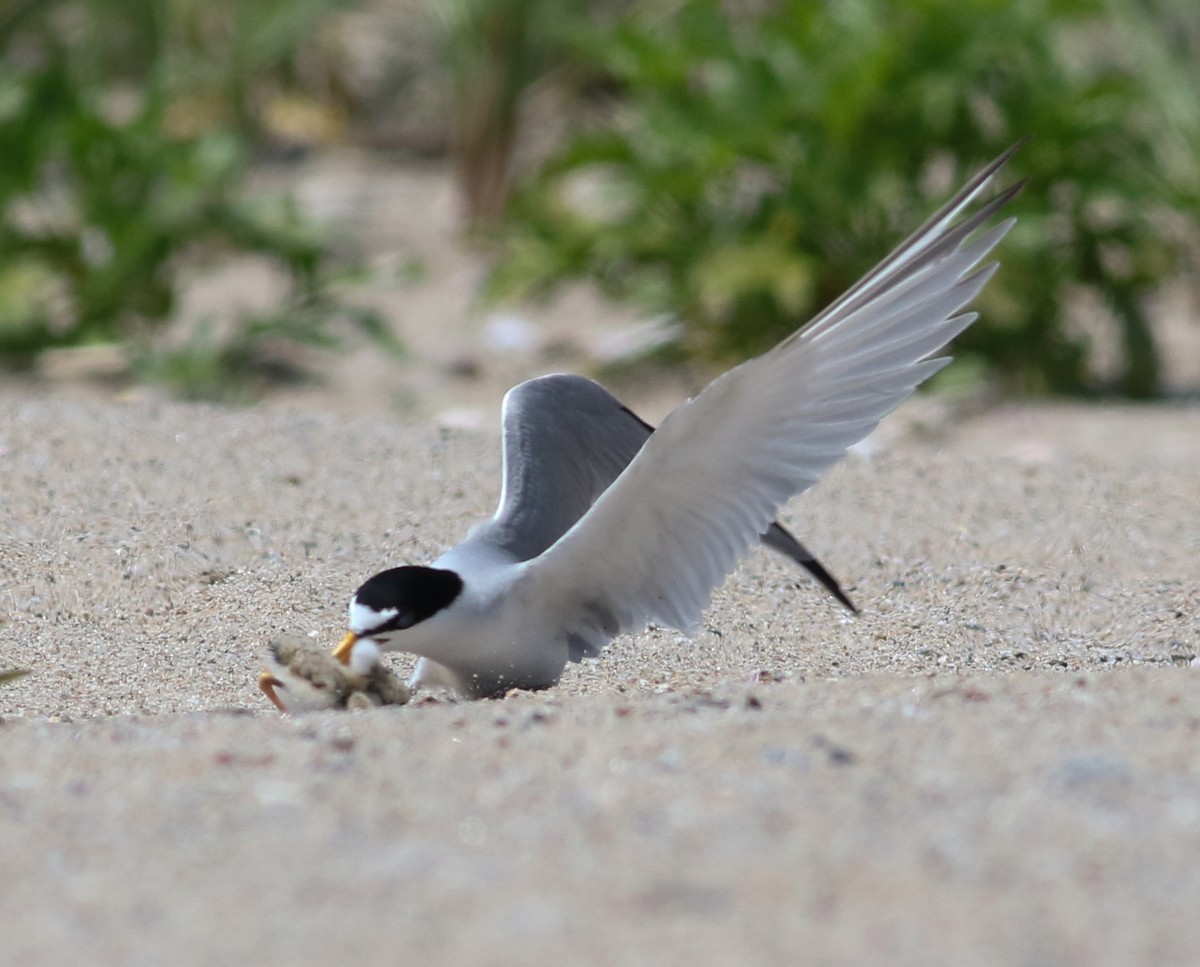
[2,0,1194,399]
[488,0,1200,397]
[0,0,394,399]
[431,0,555,225]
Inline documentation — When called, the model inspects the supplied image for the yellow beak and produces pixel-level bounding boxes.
[333,631,358,665]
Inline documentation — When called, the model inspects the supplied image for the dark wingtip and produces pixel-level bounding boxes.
[802,555,859,615]
[761,522,858,613]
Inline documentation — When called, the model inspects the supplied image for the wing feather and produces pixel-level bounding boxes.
[475,372,857,608]
[522,145,1024,648]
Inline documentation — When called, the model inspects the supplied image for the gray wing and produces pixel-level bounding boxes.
[471,373,855,609]
[521,144,1022,659]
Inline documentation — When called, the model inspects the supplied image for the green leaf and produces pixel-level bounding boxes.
[490,0,1200,395]
[692,239,815,320]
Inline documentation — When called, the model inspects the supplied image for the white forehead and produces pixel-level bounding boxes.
[348,600,397,634]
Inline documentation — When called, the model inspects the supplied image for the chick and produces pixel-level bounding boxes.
[258,635,410,713]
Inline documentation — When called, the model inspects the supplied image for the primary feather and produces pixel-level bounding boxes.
[520,147,1023,658]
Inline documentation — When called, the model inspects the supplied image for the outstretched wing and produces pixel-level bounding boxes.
[472,373,856,609]
[474,374,657,561]
[520,144,1024,656]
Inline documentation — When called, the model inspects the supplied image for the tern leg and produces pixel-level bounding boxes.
[410,656,468,694]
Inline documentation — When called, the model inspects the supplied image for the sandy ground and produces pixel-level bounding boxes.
[1,381,1198,966]
[3,156,1200,965]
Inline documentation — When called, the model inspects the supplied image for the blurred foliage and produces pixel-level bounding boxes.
[135,290,401,402]
[488,0,1200,397]
[428,0,607,225]
[0,0,396,398]
[429,0,546,224]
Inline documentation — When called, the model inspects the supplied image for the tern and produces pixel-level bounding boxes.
[333,144,1024,698]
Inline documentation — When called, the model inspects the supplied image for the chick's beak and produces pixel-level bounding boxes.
[333,631,358,665]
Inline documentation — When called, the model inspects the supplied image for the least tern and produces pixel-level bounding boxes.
[335,144,1024,698]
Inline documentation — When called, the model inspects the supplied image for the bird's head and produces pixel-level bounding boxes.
[333,565,463,664]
